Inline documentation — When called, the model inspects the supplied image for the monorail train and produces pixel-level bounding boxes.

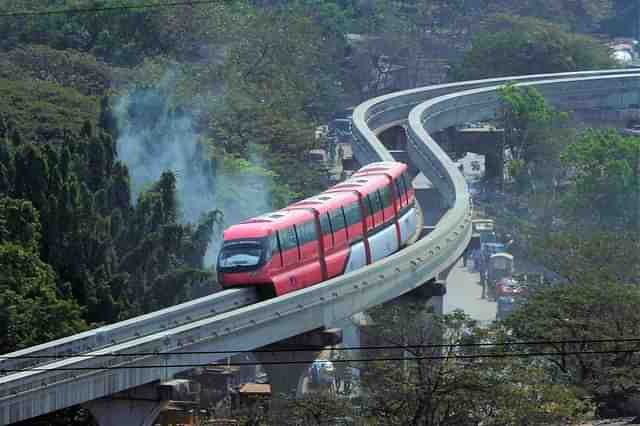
[217,161,417,298]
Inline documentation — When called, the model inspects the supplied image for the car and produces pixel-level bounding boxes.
[495,277,524,298]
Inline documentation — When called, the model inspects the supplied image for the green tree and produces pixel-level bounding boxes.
[506,280,640,417]
[485,0,614,32]
[498,84,573,206]
[526,231,640,285]
[357,303,588,425]
[560,129,640,229]
[0,197,86,352]
[451,15,616,81]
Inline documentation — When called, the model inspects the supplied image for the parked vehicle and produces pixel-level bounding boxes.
[488,253,514,300]
[495,277,524,299]
[218,162,417,299]
[469,219,494,256]
[488,253,514,283]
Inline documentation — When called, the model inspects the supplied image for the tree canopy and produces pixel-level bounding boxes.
[561,129,640,230]
[451,15,616,81]
[506,280,640,416]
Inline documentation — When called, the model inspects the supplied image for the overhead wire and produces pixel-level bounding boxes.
[2,337,640,360]
[2,348,640,373]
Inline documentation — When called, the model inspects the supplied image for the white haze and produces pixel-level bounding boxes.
[114,76,273,267]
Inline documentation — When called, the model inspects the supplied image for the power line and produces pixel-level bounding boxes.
[2,348,640,373]
[0,0,226,18]
[3,337,640,360]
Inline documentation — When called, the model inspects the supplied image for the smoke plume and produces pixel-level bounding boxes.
[114,76,273,267]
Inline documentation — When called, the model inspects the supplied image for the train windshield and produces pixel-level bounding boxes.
[217,238,271,272]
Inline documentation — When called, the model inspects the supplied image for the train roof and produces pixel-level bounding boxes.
[326,173,388,194]
[353,161,406,177]
[287,191,357,214]
[223,209,314,240]
[222,161,407,239]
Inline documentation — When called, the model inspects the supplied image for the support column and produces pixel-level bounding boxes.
[400,279,446,315]
[253,328,342,396]
[84,380,199,426]
[84,398,168,426]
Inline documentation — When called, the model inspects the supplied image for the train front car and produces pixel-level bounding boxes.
[217,161,417,300]
[217,221,275,297]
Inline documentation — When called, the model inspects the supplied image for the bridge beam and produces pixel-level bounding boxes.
[396,279,446,315]
[253,328,342,396]
[83,380,197,426]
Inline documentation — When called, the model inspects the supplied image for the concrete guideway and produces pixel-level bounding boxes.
[1,69,640,425]
[0,288,258,376]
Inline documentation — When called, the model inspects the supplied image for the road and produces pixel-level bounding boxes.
[445,259,496,324]
[445,152,497,324]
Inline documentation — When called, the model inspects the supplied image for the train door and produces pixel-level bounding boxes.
[279,227,299,266]
[367,192,384,229]
[343,199,369,270]
[379,185,395,224]
[269,232,284,271]
[296,221,323,287]
[344,201,363,241]
[325,207,349,278]
[362,195,375,230]
[320,212,333,252]
[297,221,319,262]
[395,177,407,209]
[330,208,348,247]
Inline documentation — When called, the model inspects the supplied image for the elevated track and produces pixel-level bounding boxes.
[1,69,640,425]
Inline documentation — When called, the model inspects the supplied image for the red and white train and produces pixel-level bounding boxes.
[217,161,417,298]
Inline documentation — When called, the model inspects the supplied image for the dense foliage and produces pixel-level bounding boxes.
[451,15,616,81]
[561,129,640,230]
[358,305,589,425]
[0,122,219,345]
[506,280,640,416]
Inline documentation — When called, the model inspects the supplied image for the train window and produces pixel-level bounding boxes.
[376,190,385,220]
[330,208,346,231]
[272,232,283,263]
[325,212,335,245]
[376,190,385,210]
[402,172,411,193]
[298,220,317,245]
[399,176,408,204]
[394,179,404,205]
[366,194,378,214]
[380,185,393,208]
[280,226,298,251]
[344,201,361,226]
[395,178,404,196]
[320,213,332,235]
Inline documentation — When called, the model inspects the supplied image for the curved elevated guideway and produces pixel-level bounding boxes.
[1,69,640,425]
